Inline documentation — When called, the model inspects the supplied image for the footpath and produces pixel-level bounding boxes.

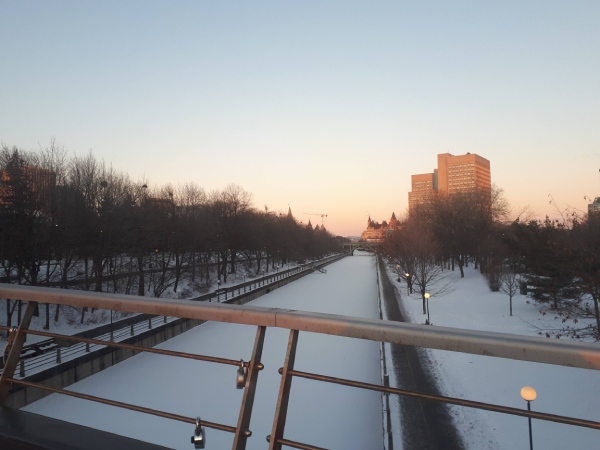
[377,255,465,450]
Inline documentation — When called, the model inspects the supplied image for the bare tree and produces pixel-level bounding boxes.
[500,270,519,316]
[386,223,453,318]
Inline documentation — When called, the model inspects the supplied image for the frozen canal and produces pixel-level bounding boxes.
[25,253,383,449]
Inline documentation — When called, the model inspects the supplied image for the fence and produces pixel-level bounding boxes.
[1,283,599,449]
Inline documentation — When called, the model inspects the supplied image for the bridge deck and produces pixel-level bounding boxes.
[0,407,171,450]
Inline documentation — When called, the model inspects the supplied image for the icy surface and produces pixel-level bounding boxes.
[22,256,600,449]
[25,253,382,449]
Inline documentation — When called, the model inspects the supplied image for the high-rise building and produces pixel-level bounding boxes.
[589,197,600,223]
[408,173,437,214]
[408,152,491,215]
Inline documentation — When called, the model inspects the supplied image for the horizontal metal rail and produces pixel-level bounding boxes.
[1,316,202,377]
[7,328,250,368]
[7,378,236,433]
[1,284,600,449]
[191,254,345,303]
[1,283,599,371]
[276,438,327,450]
[288,369,600,430]
[3,313,172,360]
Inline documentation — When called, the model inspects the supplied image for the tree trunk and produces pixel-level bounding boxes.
[592,294,600,335]
[46,259,51,287]
[44,303,50,329]
[6,299,11,329]
[174,251,181,293]
[191,251,196,281]
[61,267,68,288]
[94,256,103,292]
[256,251,262,274]
[137,253,145,296]
[221,251,228,283]
[84,257,90,290]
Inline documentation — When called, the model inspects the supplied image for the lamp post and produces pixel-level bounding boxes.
[217,280,221,303]
[396,264,401,282]
[405,273,410,295]
[521,386,536,450]
[425,293,431,325]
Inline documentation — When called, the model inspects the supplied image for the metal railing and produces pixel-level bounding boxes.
[191,254,344,303]
[1,283,600,449]
[5,315,177,378]
[4,254,345,378]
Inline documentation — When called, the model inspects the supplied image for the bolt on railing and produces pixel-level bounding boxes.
[1,284,600,449]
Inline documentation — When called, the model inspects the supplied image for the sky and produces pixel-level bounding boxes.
[1,1,599,236]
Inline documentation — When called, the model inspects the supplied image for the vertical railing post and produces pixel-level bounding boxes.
[384,373,393,450]
[232,326,267,450]
[268,329,299,450]
[0,301,37,405]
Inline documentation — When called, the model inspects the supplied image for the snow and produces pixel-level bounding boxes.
[20,254,600,449]
[385,263,600,450]
[24,252,383,449]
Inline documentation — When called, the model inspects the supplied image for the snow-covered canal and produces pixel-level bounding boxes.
[25,253,382,449]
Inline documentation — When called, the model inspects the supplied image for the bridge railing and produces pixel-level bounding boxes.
[1,283,599,449]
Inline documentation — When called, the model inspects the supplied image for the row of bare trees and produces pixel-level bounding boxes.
[1,142,342,329]
[384,189,506,315]
[383,188,600,339]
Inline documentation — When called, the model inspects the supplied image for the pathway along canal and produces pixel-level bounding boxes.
[378,255,465,450]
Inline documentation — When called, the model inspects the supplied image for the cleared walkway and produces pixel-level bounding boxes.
[378,256,465,450]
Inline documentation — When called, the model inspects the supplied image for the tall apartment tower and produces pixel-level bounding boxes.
[408,152,491,215]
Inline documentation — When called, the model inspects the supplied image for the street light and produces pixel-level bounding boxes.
[521,386,537,450]
[217,280,221,303]
[425,293,431,325]
[405,273,410,295]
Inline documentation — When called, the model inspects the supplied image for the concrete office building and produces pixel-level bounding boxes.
[408,152,491,215]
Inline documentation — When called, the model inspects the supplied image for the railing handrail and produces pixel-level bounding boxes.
[1,283,599,371]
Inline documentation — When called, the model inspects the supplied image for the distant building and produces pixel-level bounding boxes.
[0,165,57,213]
[589,197,600,223]
[408,173,437,214]
[361,213,401,241]
[408,152,491,215]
